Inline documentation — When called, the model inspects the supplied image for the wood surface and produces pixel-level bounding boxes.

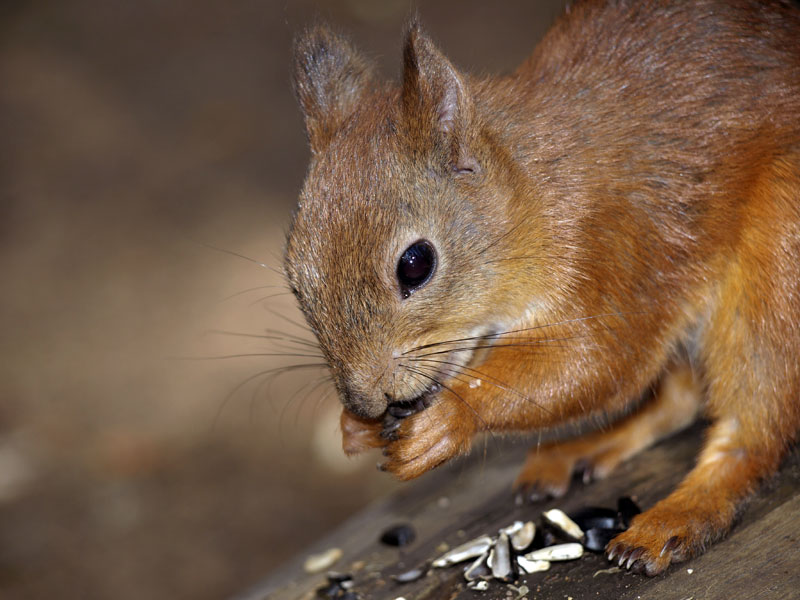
[237,424,800,600]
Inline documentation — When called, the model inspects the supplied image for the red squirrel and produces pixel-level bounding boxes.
[284,0,800,575]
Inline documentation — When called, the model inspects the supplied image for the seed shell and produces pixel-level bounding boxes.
[500,520,524,536]
[467,580,489,591]
[463,551,490,582]
[380,523,416,547]
[490,532,513,581]
[524,542,584,562]
[542,509,585,541]
[583,527,622,553]
[617,496,642,527]
[569,507,619,531]
[304,547,343,574]
[315,582,342,599]
[432,535,493,568]
[510,521,536,552]
[325,572,353,584]
[391,567,426,584]
[517,557,551,574]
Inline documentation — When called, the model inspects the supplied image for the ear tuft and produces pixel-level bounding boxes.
[293,26,374,153]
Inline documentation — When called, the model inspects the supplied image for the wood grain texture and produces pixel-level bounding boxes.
[241,426,800,600]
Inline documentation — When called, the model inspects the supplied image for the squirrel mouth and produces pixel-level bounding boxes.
[378,325,500,440]
[380,325,501,441]
[380,382,442,440]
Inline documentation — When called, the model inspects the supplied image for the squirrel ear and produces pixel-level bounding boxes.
[401,23,479,173]
[293,26,375,154]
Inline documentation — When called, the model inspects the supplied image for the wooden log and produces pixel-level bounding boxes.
[237,423,800,600]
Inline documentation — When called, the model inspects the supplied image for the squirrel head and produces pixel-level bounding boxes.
[285,24,555,419]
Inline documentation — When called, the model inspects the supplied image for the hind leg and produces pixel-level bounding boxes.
[515,361,702,501]
[608,158,800,575]
[606,415,784,575]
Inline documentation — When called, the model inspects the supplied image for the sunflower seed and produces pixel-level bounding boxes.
[617,496,642,527]
[583,527,621,553]
[380,523,416,547]
[325,572,352,584]
[387,404,417,418]
[432,535,493,568]
[524,542,584,562]
[500,520,524,536]
[542,509,585,541]
[491,532,513,581]
[467,580,489,591]
[569,507,619,531]
[463,551,490,582]
[304,547,343,573]
[391,567,425,583]
[517,556,551,574]
[510,521,536,552]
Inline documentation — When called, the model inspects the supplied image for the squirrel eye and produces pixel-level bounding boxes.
[397,240,437,299]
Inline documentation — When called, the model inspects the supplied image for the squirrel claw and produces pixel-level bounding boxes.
[660,535,681,557]
[606,518,690,576]
[512,478,568,504]
[605,539,663,575]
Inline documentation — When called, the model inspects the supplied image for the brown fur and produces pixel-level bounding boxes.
[285,0,800,575]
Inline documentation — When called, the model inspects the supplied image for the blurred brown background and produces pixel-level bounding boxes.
[0,1,565,598]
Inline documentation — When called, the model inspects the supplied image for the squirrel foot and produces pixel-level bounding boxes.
[605,416,776,576]
[605,496,725,575]
[513,437,630,503]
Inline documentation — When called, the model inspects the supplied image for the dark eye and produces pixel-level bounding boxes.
[397,240,437,299]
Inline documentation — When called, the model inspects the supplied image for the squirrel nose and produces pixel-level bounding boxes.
[341,386,388,420]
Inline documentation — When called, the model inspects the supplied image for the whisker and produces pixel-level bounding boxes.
[402,311,638,355]
[412,334,595,359]
[403,366,494,436]
[402,369,442,436]
[298,377,337,430]
[194,240,283,277]
[406,361,473,392]
[292,374,335,431]
[476,221,527,257]
[262,327,318,347]
[247,291,295,305]
[210,362,326,433]
[311,379,338,424]
[482,255,542,264]
[409,357,553,416]
[265,307,315,336]
[220,285,287,302]
[403,366,503,463]
[279,373,335,435]
[206,329,320,349]
[176,352,326,361]
[212,369,272,433]
[249,364,330,424]
[278,375,333,441]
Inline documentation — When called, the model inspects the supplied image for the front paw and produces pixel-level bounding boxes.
[513,445,577,502]
[513,438,608,503]
[340,409,384,455]
[380,395,479,480]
